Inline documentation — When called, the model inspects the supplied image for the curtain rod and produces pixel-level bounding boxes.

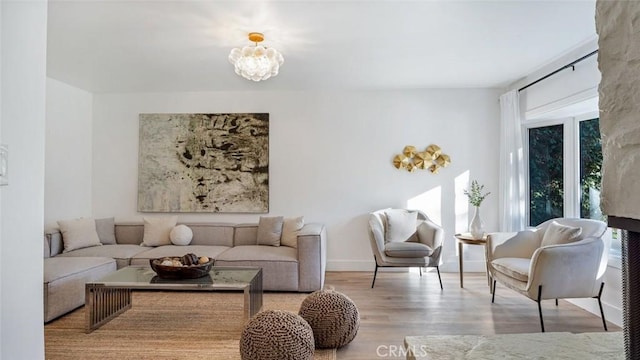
[518,49,599,92]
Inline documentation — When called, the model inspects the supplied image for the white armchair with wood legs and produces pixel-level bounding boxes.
[487,218,609,332]
[368,209,444,289]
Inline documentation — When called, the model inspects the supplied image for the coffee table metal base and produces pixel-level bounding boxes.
[85,286,132,333]
[85,267,263,333]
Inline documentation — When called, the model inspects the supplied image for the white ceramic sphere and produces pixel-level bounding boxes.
[170,225,193,246]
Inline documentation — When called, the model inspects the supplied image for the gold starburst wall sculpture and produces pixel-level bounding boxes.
[392,144,451,174]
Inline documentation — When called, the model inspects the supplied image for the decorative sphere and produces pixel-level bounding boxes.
[169,225,193,246]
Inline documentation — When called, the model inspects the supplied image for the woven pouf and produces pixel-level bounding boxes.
[298,290,360,349]
[240,310,314,360]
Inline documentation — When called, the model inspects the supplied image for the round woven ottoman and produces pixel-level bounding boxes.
[240,310,314,360]
[298,290,360,349]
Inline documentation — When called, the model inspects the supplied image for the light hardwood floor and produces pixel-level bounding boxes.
[326,270,619,360]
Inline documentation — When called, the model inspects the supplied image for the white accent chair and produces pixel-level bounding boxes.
[368,209,444,289]
[487,218,609,332]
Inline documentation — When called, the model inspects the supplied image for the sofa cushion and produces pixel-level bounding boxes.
[215,245,298,291]
[58,218,102,253]
[142,216,178,247]
[129,245,231,266]
[281,216,305,248]
[43,257,116,322]
[384,210,417,243]
[491,257,530,282]
[113,222,235,246]
[384,242,432,258]
[257,216,284,246]
[187,223,234,246]
[57,244,149,269]
[95,217,116,245]
[234,224,258,246]
[541,221,582,247]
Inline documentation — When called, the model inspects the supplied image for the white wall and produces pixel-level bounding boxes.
[1,1,47,359]
[0,0,4,351]
[516,38,599,117]
[92,89,501,272]
[45,78,94,228]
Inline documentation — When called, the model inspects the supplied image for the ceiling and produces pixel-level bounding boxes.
[46,0,597,93]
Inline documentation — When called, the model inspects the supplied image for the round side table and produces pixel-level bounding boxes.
[454,233,490,290]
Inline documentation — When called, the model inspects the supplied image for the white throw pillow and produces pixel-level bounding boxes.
[58,218,102,253]
[541,221,582,247]
[257,216,284,246]
[142,216,178,247]
[281,216,305,248]
[170,224,193,246]
[384,210,418,243]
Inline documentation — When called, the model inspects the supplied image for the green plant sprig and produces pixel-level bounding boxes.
[464,180,490,207]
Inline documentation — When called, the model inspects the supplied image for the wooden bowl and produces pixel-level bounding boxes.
[149,257,214,279]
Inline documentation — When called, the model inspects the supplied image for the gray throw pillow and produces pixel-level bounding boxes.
[257,216,284,246]
[95,217,116,245]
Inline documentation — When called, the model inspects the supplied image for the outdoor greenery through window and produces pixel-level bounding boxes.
[528,124,564,226]
[579,118,603,221]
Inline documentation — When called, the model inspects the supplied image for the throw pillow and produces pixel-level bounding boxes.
[58,218,102,253]
[281,216,305,248]
[415,220,436,246]
[95,217,116,245]
[384,210,418,243]
[170,224,193,246]
[257,216,284,246]
[541,221,582,247]
[142,216,178,247]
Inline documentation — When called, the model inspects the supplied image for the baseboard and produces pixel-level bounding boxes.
[326,260,372,272]
[567,298,622,327]
[326,259,487,273]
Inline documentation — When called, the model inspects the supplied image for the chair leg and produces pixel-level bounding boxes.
[537,285,545,332]
[419,267,422,277]
[436,266,443,290]
[595,282,608,331]
[555,299,558,306]
[371,264,379,289]
[491,280,496,303]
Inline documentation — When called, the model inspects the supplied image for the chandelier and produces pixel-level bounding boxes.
[228,32,284,82]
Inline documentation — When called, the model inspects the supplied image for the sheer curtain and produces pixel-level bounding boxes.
[499,90,526,231]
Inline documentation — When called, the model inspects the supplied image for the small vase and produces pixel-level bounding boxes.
[469,206,485,239]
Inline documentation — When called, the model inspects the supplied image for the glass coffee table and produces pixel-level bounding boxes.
[85,266,262,333]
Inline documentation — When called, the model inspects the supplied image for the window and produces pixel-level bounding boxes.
[579,118,603,220]
[525,111,620,266]
[528,124,564,226]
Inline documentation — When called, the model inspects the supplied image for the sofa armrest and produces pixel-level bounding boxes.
[45,229,64,258]
[297,223,327,292]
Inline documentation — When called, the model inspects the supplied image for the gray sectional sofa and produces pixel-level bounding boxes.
[44,221,327,322]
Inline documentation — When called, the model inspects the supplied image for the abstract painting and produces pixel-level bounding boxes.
[138,113,269,213]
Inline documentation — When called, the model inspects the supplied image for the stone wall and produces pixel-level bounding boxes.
[596,1,640,221]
